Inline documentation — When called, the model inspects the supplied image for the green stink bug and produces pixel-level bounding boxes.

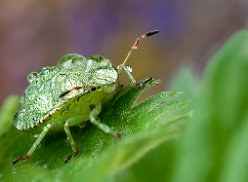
[13,30,160,164]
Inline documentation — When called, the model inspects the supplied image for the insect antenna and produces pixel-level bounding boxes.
[118,30,160,74]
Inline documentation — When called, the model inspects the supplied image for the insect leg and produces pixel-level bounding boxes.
[63,117,83,163]
[123,65,152,88]
[12,123,54,164]
[90,103,121,139]
[123,65,137,85]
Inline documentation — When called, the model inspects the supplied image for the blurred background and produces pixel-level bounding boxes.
[1,0,248,104]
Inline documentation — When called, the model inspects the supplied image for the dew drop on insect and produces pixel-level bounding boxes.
[27,72,39,84]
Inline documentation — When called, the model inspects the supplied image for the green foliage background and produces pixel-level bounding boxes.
[1,31,248,181]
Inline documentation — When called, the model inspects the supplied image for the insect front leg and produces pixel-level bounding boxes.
[123,65,152,88]
[90,103,121,139]
[13,123,54,164]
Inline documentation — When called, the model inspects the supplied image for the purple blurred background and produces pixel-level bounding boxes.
[1,0,248,104]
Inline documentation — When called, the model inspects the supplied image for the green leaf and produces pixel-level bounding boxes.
[118,31,248,182]
[0,79,189,181]
[0,95,20,137]
[171,31,248,182]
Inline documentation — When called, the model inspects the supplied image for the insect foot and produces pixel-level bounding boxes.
[111,128,122,140]
[12,154,32,165]
[64,150,78,163]
[134,77,153,89]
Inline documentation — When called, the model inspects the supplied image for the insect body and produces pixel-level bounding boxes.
[13,30,160,164]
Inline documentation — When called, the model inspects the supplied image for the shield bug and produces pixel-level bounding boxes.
[13,30,160,164]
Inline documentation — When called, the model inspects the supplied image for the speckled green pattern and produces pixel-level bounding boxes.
[14,54,119,130]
